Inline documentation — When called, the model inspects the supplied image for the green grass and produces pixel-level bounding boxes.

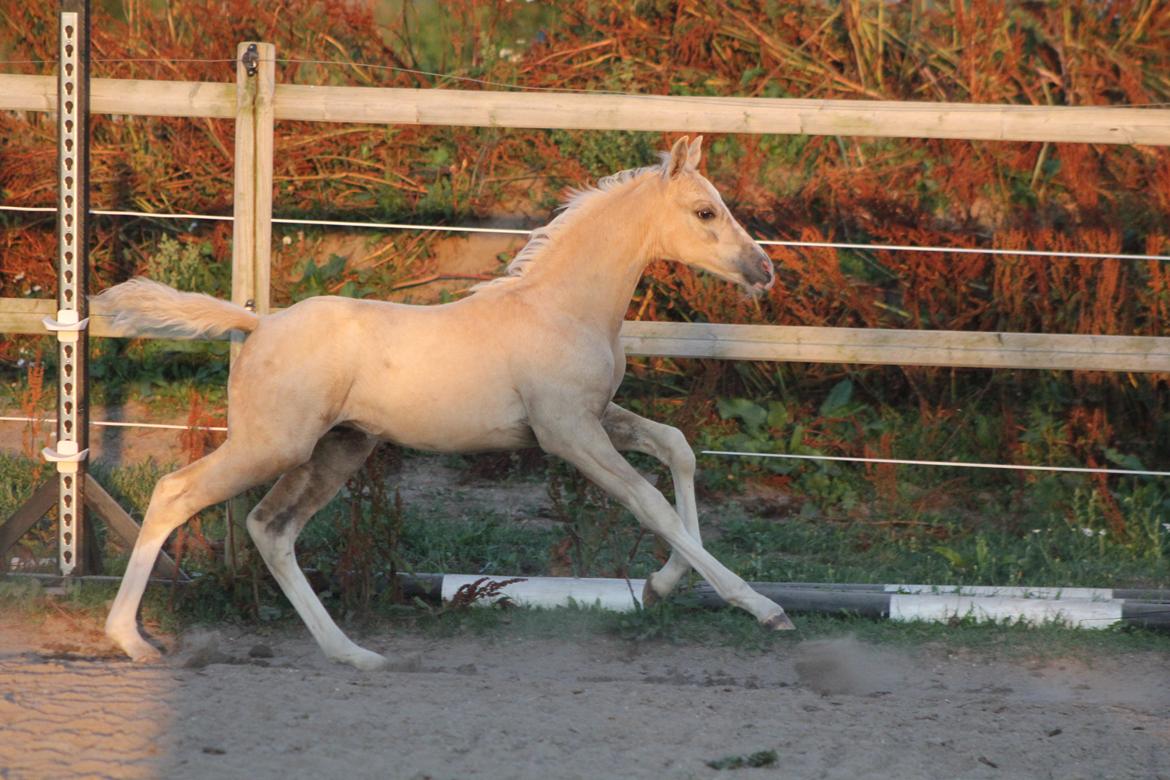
[4,446,1168,594]
[3,446,1168,659]
[704,509,1170,589]
[4,576,1167,662]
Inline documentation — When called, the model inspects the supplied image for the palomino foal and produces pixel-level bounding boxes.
[96,136,794,669]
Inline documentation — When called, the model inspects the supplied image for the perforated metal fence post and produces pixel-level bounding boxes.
[41,0,93,576]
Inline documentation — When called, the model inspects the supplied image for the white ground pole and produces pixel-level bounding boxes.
[434,574,1168,631]
[885,593,1121,629]
[883,584,1113,599]
[442,575,647,613]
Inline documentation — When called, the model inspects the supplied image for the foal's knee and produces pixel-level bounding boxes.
[139,473,194,533]
[660,425,696,477]
[148,471,186,508]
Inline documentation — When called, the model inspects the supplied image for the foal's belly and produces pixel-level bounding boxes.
[342,365,536,453]
[350,409,537,453]
[305,294,616,454]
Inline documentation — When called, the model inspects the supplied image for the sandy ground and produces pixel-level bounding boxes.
[2,410,1169,778]
[1,611,1168,780]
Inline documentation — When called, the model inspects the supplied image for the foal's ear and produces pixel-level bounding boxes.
[664,136,690,180]
[687,135,703,169]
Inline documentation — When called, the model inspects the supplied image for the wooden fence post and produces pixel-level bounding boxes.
[231,43,256,352]
[232,41,275,324]
[226,41,274,568]
[253,43,274,315]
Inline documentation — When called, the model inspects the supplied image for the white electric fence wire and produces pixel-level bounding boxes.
[0,205,234,221]
[2,56,1165,492]
[701,450,1170,478]
[271,216,528,235]
[3,204,1168,262]
[0,416,1162,476]
[756,239,1170,263]
[0,415,227,432]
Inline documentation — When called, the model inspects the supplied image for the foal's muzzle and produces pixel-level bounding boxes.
[737,246,775,291]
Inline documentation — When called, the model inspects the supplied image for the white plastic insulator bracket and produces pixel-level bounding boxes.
[42,441,89,474]
[43,310,89,343]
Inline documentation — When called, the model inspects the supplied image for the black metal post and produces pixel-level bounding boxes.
[1,0,184,583]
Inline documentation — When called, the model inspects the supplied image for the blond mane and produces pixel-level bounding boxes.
[471,155,668,292]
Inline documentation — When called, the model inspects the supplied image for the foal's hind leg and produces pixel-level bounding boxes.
[244,427,383,670]
[601,403,698,605]
[106,442,286,661]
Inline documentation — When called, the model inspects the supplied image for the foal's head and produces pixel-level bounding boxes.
[653,136,774,292]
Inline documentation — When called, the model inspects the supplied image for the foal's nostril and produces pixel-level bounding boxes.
[737,248,775,287]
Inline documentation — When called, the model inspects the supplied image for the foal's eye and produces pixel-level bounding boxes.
[695,208,716,221]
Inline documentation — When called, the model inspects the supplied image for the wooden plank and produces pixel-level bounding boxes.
[3,72,1168,145]
[619,321,1170,372]
[0,480,57,571]
[273,84,1170,146]
[0,74,55,112]
[4,299,1166,372]
[0,298,173,338]
[0,298,56,335]
[0,298,207,337]
[0,73,235,118]
[93,77,235,119]
[0,298,140,337]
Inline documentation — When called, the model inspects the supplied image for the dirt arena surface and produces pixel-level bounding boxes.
[2,421,1169,778]
[1,611,1168,780]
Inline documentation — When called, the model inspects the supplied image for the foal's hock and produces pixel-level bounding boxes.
[95,136,793,669]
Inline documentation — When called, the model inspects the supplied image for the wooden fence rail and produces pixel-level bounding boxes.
[1,56,1168,375]
[2,300,1168,374]
[3,72,1170,144]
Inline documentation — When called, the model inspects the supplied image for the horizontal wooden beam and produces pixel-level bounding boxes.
[3,298,1167,372]
[0,298,132,337]
[620,321,1170,372]
[273,85,1170,145]
[0,74,235,118]
[3,73,1168,144]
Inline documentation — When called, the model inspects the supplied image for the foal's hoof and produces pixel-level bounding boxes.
[762,612,797,631]
[335,647,390,672]
[109,631,164,663]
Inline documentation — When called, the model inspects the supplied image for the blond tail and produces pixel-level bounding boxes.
[90,277,260,339]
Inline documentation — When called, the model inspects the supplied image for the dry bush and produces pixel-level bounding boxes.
[2,0,1167,459]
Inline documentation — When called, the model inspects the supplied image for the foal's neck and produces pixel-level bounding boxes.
[522,176,659,336]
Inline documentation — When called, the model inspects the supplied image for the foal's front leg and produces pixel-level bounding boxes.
[534,413,794,629]
[601,403,699,604]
